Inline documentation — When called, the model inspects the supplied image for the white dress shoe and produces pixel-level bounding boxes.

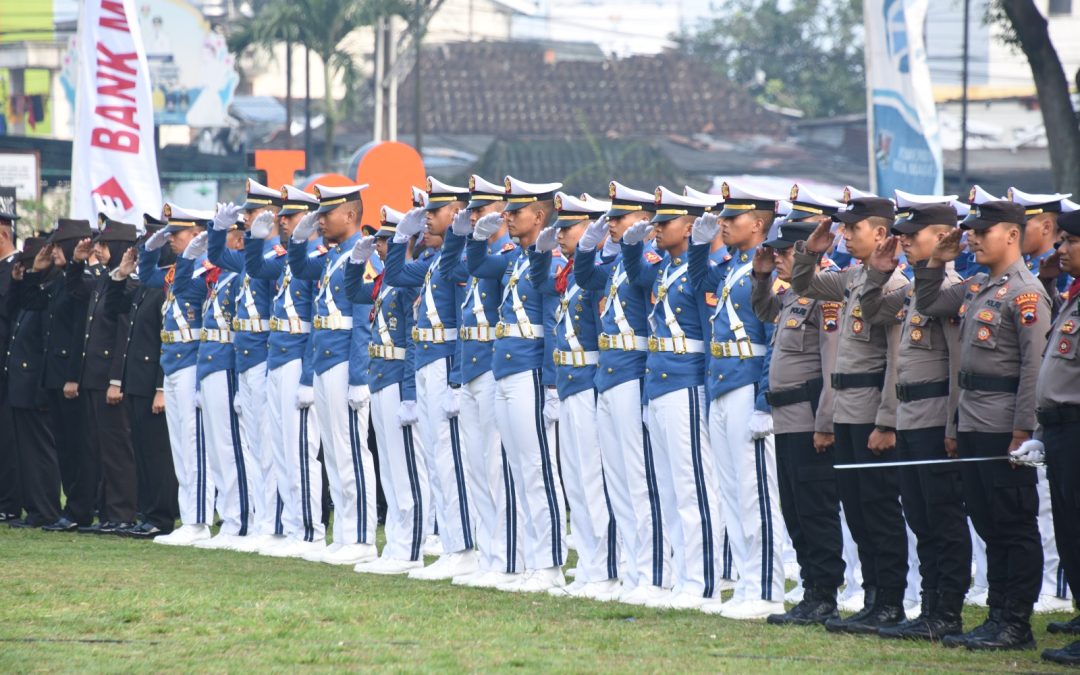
[303,541,341,562]
[716,578,736,592]
[838,590,865,612]
[965,586,989,607]
[451,569,487,586]
[657,591,710,610]
[255,535,290,555]
[502,567,565,593]
[578,579,622,601]
[320,543,377,565]
[154,524,210,546]
[620,585,672,606]
[422,534,442,556]
[226,534,262,553]
[410,550,479,580]
[467,571,522,589]
[355,557,423,575]
[262,539,323,559]
[564,567,577,578]
[699,598,727,615]
[1034,594,1075,614]
[720,599,786,620]
[548,579,588,597]
[193,533,240,550]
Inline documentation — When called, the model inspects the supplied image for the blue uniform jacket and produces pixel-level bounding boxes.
[142,247,206,376]
[384,241,462,371]
[196,263,242,382]
[207,228,273,374]
[245,236,316,387]
[344,263,417,400]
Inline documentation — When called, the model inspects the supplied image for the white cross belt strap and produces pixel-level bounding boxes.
[495,321,544,339]
[553,349,599,367]
[232,318,271,332]
[467,277,493,335]
[421,253,446,333]
[648,336,705,354]
[503,256,538,338]
[711,259,765,358]
[240,276,263,330]
[597,333,649,351]
[369,344,407,360]
[313,315,353,330]
[604,263,636,338]
[710,340,767,358]
[269,317,311,333]
[412,327,459,343]
[207,272,238,332]
[461,326,497,341]
[160,329,196,344]
[316,250,351,316]
[200,328,233,343]
[559,283,584,353]
[648,262,693,346]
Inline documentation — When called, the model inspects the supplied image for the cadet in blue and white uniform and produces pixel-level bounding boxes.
[346,207,430,576]
[243,185,325,559]
[467,176,569,594]
[287,184,379,566]
[384,177,477,581]
[622,187,723,610]
[440,174,525,588]
[574,181,670,605]
[530,192,619,600]
[143,204,215,547]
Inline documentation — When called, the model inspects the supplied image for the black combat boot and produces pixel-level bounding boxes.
[1048,614,1080,635]
[879,590,934,640]
[826,587,904,635]
[768,587,839,626]
[1042,640,1080,666]
[825,586,875,632]
[965,599,1036,651]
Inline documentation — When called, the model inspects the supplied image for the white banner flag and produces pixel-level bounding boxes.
[864,0,943,196]
[70,0,161,224]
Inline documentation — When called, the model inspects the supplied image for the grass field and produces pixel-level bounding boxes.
[1,527,1076,673]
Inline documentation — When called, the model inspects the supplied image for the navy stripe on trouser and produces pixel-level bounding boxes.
[723,531,733,580]
[531,369,563,567]
[348,408,369,543]
[275,494,284,535]
[298,408,314,542]
[640,398,664,586]
[688,387,715,597]
[196,408,207,524]
[601,472,619,580]
[445,358,474,550]
[227,372,250,536]
[502,444,518,574]
[755,437,775,600]
[1059,567,1067,599]
[402,419,423,561]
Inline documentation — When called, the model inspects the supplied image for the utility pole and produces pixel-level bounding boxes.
[304,45,312,172]
[413,0,423,155]
[959,0,971,188]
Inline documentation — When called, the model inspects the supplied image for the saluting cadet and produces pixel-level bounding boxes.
[916,200,1050,651]
[859,203,972,640]
[0,206,17,523]
[790,197,910,633]
[288,184,379,566]
[752,206,845,628]
[208,181,283,547]
[574,181,670,606]
[466,176,569,594]
[346,209,428,575]
[622,187,723,610]
[1026,207,1080,666]
[689,181,784,620]
[384,178,476,581]
[1013,187,1073,297]
[530,192,620,600]
[244,185,325,559]
[441,175,525,589]
[143,205,215,546]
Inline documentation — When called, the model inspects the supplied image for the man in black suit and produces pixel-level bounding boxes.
[65,216,140,533]
[0,201,20,521]
[5,237,62,528]
[107,216,178,538]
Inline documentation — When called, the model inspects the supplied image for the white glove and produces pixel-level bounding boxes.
[602,236,620,259]
[543,388,560,425]
[145,228,169,251]
[94,194,127,221]
[1009,439,1045,467]
[535,227,558,253]
[249,211,275,239]
[350,235,376,264]
[195,389,203,409]
[578,215,608,251]
[291,212,319,243]
[473,213,502,241]
[348,384,370,411]
[691,213,720,246]
[213,202,243,232]
[233,395,242,417]
[182,232,208,260]
[295,385,314,410]
[397,400,418,427]
[749,410,774,439]
[451,209,473,237]
[441,386,460,419]
[621,219,654,246]
[394,208,426,244]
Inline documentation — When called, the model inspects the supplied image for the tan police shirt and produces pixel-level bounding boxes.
[1036,292,1080,409]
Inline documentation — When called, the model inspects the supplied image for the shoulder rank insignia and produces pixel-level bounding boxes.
[501,242,516,253]
[273,244,287,257]
[645,251,662,264]
[705,291,719,307]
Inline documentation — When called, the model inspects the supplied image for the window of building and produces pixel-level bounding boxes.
[1048,0,1072,16]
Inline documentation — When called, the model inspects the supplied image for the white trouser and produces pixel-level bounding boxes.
[415,357,474,554]
[461,371,523,573]
[314,362,376,545]
[597,379,669,589]
[370,382,428,561]
[200,369,253,536]
[648,385,722,599]
[841,505,863,595]
[164,366,214,526]
[971,520,988,590]
[559,388,617,583]
[905,523,923,606]
[709,384,784,603]
[267,359,324,542]
[495,369,567,570]
[238,364,280,536]
[1038,466,1071,599]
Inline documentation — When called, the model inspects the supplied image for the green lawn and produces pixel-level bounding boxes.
[1,526,1076,672]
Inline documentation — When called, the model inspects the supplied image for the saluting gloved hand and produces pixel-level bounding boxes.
[212,202,243,232]
[1009,439,1045,467]
[145,228,169,252]
[749,410,774,439]
[441,386,460,419]
[602,235,620,259]
[621,219,654,246]
[578,215,608,251]
[348,384,370,411]
[249,211,275,239]
[350,235,376,264]
[535,226,558,253]
[451,209,473,237]
[691,213,720,246]
[295,385,315,410]
[473,213,502,241]
[292,212,319,243]
[182,232,208,260]
[397,400,418,427]
[394,208,426,244]
[543,387,560,425]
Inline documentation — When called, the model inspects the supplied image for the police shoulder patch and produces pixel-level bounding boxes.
[1015,292,1041,326]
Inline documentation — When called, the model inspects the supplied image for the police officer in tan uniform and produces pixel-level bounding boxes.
[751,216,844,627]
[915,199,1050,651]
[790,197,910,634]
[858,203,971,641]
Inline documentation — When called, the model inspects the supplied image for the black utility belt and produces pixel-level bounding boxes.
[957,370,1019,394]
[1036,404,1080,426]
[895,380,949,403]
[765,378,823,408]
[831,371,885,391]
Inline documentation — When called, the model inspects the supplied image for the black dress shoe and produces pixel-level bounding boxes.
[0,512,20,521]
[8,518,41,529]
[1043,640,1080,666]
[124,522,170,539]
[1048,614,1080,635]
[77,522,103,534]
[42,517,79,532]
[98,521,136,535]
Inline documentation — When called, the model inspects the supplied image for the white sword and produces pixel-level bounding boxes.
[833,456,1034,470]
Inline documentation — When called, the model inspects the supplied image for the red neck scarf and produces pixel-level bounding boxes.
[1068,277,1080,303]
[555,258,574,295]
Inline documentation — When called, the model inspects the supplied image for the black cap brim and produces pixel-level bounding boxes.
[763,237,795,249]
[960,218,997,231]
[650,213,685,224]
[891,219,924,235]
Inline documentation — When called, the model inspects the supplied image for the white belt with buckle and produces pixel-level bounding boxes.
[369,344,407,360]
[495,322,544,339]
[313,315,354,330]
[710,340,766,359]
[200,328,234,344]
[412,326,459,343]
[597,333,649,352]
[647,336,705,354]
[160,329,196,344]
[553,349,599,367]
[232,318,271,332]
[461,326,497,342]
[269,317,312,334]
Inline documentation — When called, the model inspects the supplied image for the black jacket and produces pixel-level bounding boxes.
[0,252,16,382]
[4,281,49,409]
[66,261,132,391]
[105,276,164,398]
[21,268,87,390]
